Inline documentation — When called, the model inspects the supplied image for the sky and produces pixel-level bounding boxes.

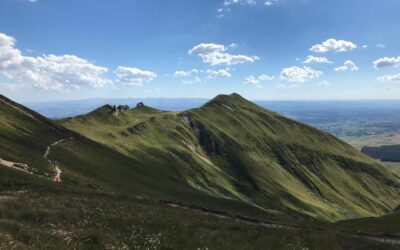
[0,0,399,102]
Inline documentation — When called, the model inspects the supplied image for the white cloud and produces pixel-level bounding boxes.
[0,33,111,90]
[334,60,359,72]
[189,43,259,66]
[280,66,323,83]
[264,0,279,6]
[244,75,260,85]
[377,74,400,82]
[317,80,330,86]
[218,0,279,17]
[377,44,386,48]
[174,69,199,77]
[224,0,256,6]
[373,56,400,69]
[229,43,238,48]
[115,66,156,86]
[182,77,202,85]
[362,45,368,48]
[258,74,273,81]
[303,55,332,64]
[310,39,357,53]
[224,0,279,6]
[0,82,27,91]
[207,69,232,78]
[244,74,273,87]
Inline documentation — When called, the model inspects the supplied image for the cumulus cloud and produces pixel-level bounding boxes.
[376,44,386,48]
[334,60,359,72]
[207,69,232,78]
[174,69,199,77]
[373,56,400,69]
[189,43,259,66]
[115,66,156,86]
[280,66,323,83]
[243,74,273,87]
[0,33,111,90]
[377,74,400,82]
[303,55,332,64]
[310,39,357,53]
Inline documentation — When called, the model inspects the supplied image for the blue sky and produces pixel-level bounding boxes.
[0,0,399,102]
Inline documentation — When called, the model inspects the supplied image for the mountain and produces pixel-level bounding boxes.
[2,93,400,248]
[0,94,262,211]
[60,93,400,221]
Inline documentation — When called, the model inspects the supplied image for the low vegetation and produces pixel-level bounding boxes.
[1,93,400,249]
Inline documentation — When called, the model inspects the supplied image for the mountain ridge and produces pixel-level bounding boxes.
[60,93,400,221]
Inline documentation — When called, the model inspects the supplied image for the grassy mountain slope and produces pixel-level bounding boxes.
[0,94,268,218]
[0,95,68,176]
[1,93,400,249]
[61,93,400,221]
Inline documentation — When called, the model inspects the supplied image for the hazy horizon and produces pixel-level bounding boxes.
[1,0,400,102]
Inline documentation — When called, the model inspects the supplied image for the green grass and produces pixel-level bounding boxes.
[1,93,400,248]
[333,211,400,235]
[0,172,396,250]
[61,93,400,221]
[382,162,400,176]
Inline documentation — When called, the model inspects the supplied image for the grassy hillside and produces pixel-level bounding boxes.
[383,162,400,176]
[0,95,69,176]
[61,93,400,221]
[0,94,272,220]
[1,93,400,248]
[1,172,395,250]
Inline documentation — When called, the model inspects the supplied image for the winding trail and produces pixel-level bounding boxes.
[44,137,74,183]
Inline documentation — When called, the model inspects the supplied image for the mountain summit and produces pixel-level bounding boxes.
[60,93,400,221]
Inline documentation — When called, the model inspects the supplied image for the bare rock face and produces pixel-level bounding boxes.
[136,102,145,108]
[180,115,220,155]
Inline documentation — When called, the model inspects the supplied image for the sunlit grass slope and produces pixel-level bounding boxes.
[62,93,400,221]
[0,94,269,220]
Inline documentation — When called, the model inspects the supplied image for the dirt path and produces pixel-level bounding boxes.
[44,137,73,183]
[156,199,400,246]
[1,137,71,182]
[0,158,32,174]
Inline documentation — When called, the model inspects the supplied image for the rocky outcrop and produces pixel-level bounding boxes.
[181,115,220,155]
[109,105,130,115]
[136,102,145,108]
[117,105,129,111]
[128,122,146,135]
